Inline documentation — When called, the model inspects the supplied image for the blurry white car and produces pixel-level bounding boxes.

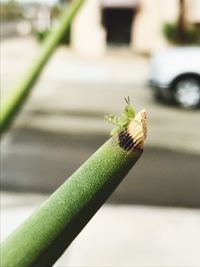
[149,47,200,108]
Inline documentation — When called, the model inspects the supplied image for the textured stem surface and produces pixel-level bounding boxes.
[1,140,141,267]
[1,109,147,267]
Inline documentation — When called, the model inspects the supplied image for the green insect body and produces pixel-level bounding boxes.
[105,97,135,136]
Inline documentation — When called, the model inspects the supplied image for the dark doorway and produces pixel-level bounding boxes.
[102,8,135,45]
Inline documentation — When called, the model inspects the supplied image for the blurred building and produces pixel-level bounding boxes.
[71,0,200,57]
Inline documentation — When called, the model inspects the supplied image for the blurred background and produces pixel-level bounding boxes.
[1,0,200,266]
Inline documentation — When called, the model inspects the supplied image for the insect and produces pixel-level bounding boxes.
[104,97,135,136]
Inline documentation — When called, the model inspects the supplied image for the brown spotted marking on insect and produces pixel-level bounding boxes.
[118,109,147,152]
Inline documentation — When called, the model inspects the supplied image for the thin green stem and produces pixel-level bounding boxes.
[0,0,85,137]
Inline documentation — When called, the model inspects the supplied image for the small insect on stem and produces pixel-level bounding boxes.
[104,97,135,136]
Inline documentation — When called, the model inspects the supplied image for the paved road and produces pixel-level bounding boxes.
[1,37,200,207]
[2,126,200,207]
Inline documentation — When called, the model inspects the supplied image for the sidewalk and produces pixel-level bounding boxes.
[1,192,200,267]
[1,37,147,94]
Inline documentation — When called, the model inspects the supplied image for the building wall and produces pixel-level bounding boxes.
[71,0,106,57]
[133,0,178,54]
[72,0,200,57]
[185,0,200,23]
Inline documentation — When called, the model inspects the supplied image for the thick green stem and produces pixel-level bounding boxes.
[1,134,143,267]
[0,0,84,137]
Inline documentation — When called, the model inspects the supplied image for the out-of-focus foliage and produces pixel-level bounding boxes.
[0,1,71,45]
[35,5,71,44]
[162,21,200,45]
[0,1,23,21]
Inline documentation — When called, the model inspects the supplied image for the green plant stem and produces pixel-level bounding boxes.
[1,135,143,267]
[0,0,84,137]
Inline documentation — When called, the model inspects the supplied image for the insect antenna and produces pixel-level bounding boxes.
[124,96,130,105]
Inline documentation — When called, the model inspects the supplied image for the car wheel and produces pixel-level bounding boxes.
[173,77,200,109]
